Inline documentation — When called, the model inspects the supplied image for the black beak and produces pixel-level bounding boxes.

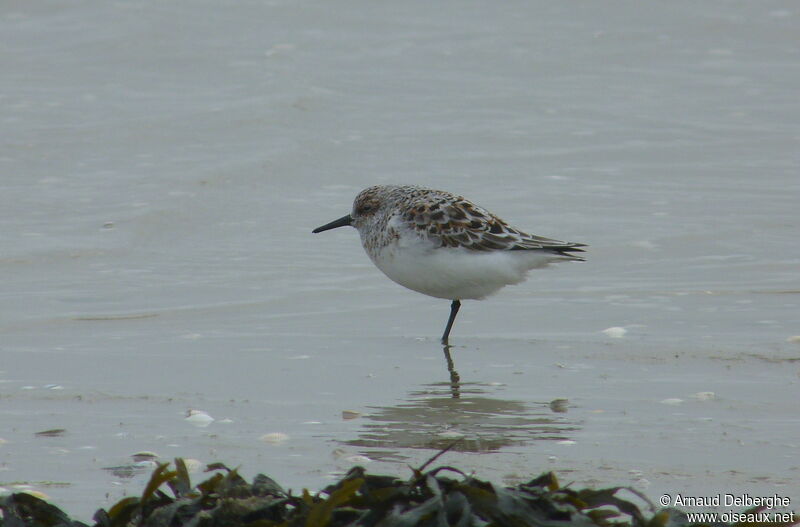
[312,214,353,233]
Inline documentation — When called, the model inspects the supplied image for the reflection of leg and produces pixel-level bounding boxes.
[441,300,461,345]
[442,344,461,399]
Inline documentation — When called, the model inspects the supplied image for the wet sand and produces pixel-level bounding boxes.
[2,0,799,520]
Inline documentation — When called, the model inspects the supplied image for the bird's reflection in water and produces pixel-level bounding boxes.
[442,344,461,398]
[341,344,580,459]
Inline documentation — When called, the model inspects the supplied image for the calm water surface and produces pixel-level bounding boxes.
[1,0,798,520]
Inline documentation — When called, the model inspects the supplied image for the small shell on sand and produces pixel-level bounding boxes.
[260,432,290,444]
[343,455,372,464]
[601,327,627,338]
[185,410,214,427]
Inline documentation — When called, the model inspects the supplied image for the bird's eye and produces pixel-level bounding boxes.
[358,204,374,214]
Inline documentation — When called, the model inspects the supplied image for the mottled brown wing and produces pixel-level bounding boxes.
[403,195,586,256]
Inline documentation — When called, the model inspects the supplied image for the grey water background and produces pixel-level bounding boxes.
[2,0,799,520]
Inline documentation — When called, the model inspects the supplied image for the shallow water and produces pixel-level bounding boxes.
[2,0,799,520]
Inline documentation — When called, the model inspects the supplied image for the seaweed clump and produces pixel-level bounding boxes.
[1,457,795,527]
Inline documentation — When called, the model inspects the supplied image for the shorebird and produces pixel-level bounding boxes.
[313,185,586,343]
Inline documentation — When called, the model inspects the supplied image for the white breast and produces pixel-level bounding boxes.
[361,220,556,300]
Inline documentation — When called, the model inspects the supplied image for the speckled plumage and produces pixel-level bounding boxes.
[351,185,585,258]
[313,185,586,343]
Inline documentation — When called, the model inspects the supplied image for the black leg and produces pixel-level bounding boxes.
[441,300,461,345]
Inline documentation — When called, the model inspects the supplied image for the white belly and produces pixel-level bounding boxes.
[365,237,556,300]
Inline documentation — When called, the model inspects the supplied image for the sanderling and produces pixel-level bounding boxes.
[313,185,586,344]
